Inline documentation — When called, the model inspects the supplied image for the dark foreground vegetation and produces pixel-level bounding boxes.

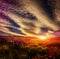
[0,37,60,59]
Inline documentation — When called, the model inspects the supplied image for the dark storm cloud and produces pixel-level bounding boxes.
[35,0,55,20]
[35,0,60,27]
[12,10,37,20]
[0,31,11,35]
[0,13,20,27]
[6,27,25,35]
[41,27,54,32]
[1,0,20,6]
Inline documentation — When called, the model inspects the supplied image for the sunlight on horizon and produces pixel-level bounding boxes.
[35,35,47,41]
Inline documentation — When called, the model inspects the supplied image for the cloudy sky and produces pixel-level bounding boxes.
[0,0,60,37]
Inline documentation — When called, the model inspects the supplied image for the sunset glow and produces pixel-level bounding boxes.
[36,35,47,41]
[0,0,60,59]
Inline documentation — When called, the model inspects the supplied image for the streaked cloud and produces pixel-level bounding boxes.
[0,0,60,36]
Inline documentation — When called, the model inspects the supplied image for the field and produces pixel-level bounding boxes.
[0,36,60,59]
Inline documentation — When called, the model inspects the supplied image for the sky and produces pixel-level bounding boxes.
[0,0,60,37]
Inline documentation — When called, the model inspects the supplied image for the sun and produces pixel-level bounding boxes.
[36,36,47,41]
[40,36,47,40]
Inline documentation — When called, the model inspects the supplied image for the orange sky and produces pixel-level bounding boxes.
[0,36,60,46]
